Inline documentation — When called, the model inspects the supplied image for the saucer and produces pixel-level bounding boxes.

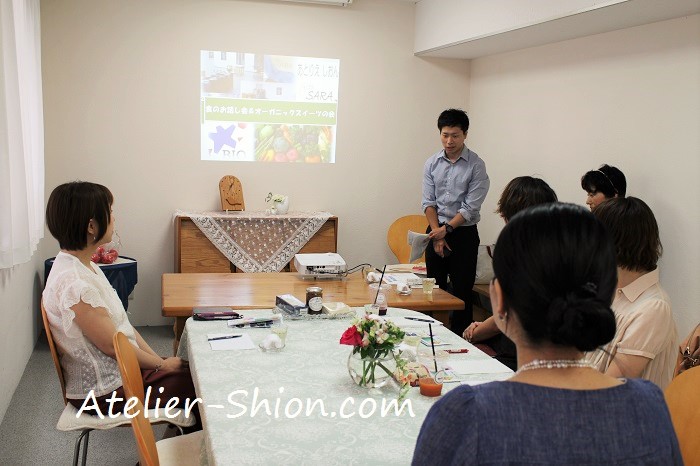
[259,342,285,353]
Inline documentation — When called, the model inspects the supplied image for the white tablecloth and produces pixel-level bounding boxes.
[180,308,512,465]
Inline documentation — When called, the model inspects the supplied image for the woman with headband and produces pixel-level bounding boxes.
[580,164,626,210]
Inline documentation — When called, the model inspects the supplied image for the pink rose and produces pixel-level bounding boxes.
[340,326,363,346]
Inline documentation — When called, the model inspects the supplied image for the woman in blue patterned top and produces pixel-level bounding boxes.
[412,203,680,465]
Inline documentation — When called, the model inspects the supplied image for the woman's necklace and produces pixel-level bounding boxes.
[517,359,595,373]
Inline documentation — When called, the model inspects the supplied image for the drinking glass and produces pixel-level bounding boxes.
[271,323,288,345]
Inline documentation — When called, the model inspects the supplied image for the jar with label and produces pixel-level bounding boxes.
[306,286,323,315]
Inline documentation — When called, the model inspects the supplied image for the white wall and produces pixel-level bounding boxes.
[39,0,470,325]
[469,15,700,337]
[0,256,44,421]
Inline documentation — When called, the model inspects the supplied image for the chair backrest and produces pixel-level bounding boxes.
[41,300,67,405]
[128,398,160,466]
[113,332,145,403]
[387,215,429,264]
[219,175,245,211]
[664,365,700,464]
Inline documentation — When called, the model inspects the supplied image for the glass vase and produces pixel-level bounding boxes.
[347,350,397,389]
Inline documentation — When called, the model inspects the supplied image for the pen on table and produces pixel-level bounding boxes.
[233,320,275,327]
[208,335,243,341]
[404,316,433,322]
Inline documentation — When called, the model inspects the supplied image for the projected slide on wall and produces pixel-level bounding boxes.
[201,51,339,163]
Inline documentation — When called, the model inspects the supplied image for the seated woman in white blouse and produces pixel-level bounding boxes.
[587,196,678,389]
[43,181,200,429]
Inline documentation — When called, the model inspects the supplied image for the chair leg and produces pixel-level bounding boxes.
[81,430,90,466]
[72,429,92,466]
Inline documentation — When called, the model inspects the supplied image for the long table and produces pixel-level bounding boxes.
[162,272,465,351]
[179,308,512,465]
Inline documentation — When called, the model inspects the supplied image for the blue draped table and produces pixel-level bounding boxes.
[44,256,138,311]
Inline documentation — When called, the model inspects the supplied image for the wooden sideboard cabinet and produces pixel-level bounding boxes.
[174,215,338,273]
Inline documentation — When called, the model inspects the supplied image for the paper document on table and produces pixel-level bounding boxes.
[207,333,256,351]
[447,358,513,375]
[420,336,450,347]
[382,273,422,286]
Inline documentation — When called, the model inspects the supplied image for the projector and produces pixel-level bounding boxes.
[294,253,347,277]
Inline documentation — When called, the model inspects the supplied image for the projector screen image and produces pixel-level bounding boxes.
[201,51,339,163]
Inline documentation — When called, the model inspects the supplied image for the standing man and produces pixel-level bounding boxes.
[422,109,489,335]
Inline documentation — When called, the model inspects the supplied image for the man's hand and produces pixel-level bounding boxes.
[428,225,447,241]
[433,238,452,258]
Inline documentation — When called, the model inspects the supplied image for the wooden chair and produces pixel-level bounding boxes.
[387,215,429,263]
[41,301,194,466]
[664,365,700,465]
[113,332,204,466]
[42,300,136,466]
[219,175,245,211]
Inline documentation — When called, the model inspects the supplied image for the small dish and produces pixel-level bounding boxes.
[259,342,285,352]
[396,288,412,296]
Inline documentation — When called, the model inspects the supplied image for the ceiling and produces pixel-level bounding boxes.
[416,0,700,59]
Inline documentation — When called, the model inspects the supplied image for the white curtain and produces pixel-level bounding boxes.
[0,0,44,269]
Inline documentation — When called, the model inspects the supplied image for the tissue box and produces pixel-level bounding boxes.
[275,294,306,316]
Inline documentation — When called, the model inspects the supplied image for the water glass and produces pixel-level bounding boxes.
[271,323,288,345]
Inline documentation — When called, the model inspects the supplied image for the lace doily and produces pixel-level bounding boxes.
[178,210,332,273]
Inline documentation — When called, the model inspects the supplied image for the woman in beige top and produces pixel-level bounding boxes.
[587,197,678,388]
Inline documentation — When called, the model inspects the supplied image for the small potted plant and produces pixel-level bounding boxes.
[265,192,289,215]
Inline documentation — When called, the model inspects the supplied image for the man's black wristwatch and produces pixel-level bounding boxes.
[443,223,454,234]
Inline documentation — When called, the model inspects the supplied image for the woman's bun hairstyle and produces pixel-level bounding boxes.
[546,283,616,351]
[492,203,617,351]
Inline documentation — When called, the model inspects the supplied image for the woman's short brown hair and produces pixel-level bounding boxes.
[592,197,662,272]
[46,181,113,250]
[496,176,558,222]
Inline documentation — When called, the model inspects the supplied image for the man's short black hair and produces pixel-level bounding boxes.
[437,108,469,133]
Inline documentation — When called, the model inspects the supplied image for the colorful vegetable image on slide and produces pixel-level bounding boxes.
[255,124,334,163]
[200,50,340,163]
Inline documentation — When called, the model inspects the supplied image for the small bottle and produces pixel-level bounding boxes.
[376,291,387,316]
